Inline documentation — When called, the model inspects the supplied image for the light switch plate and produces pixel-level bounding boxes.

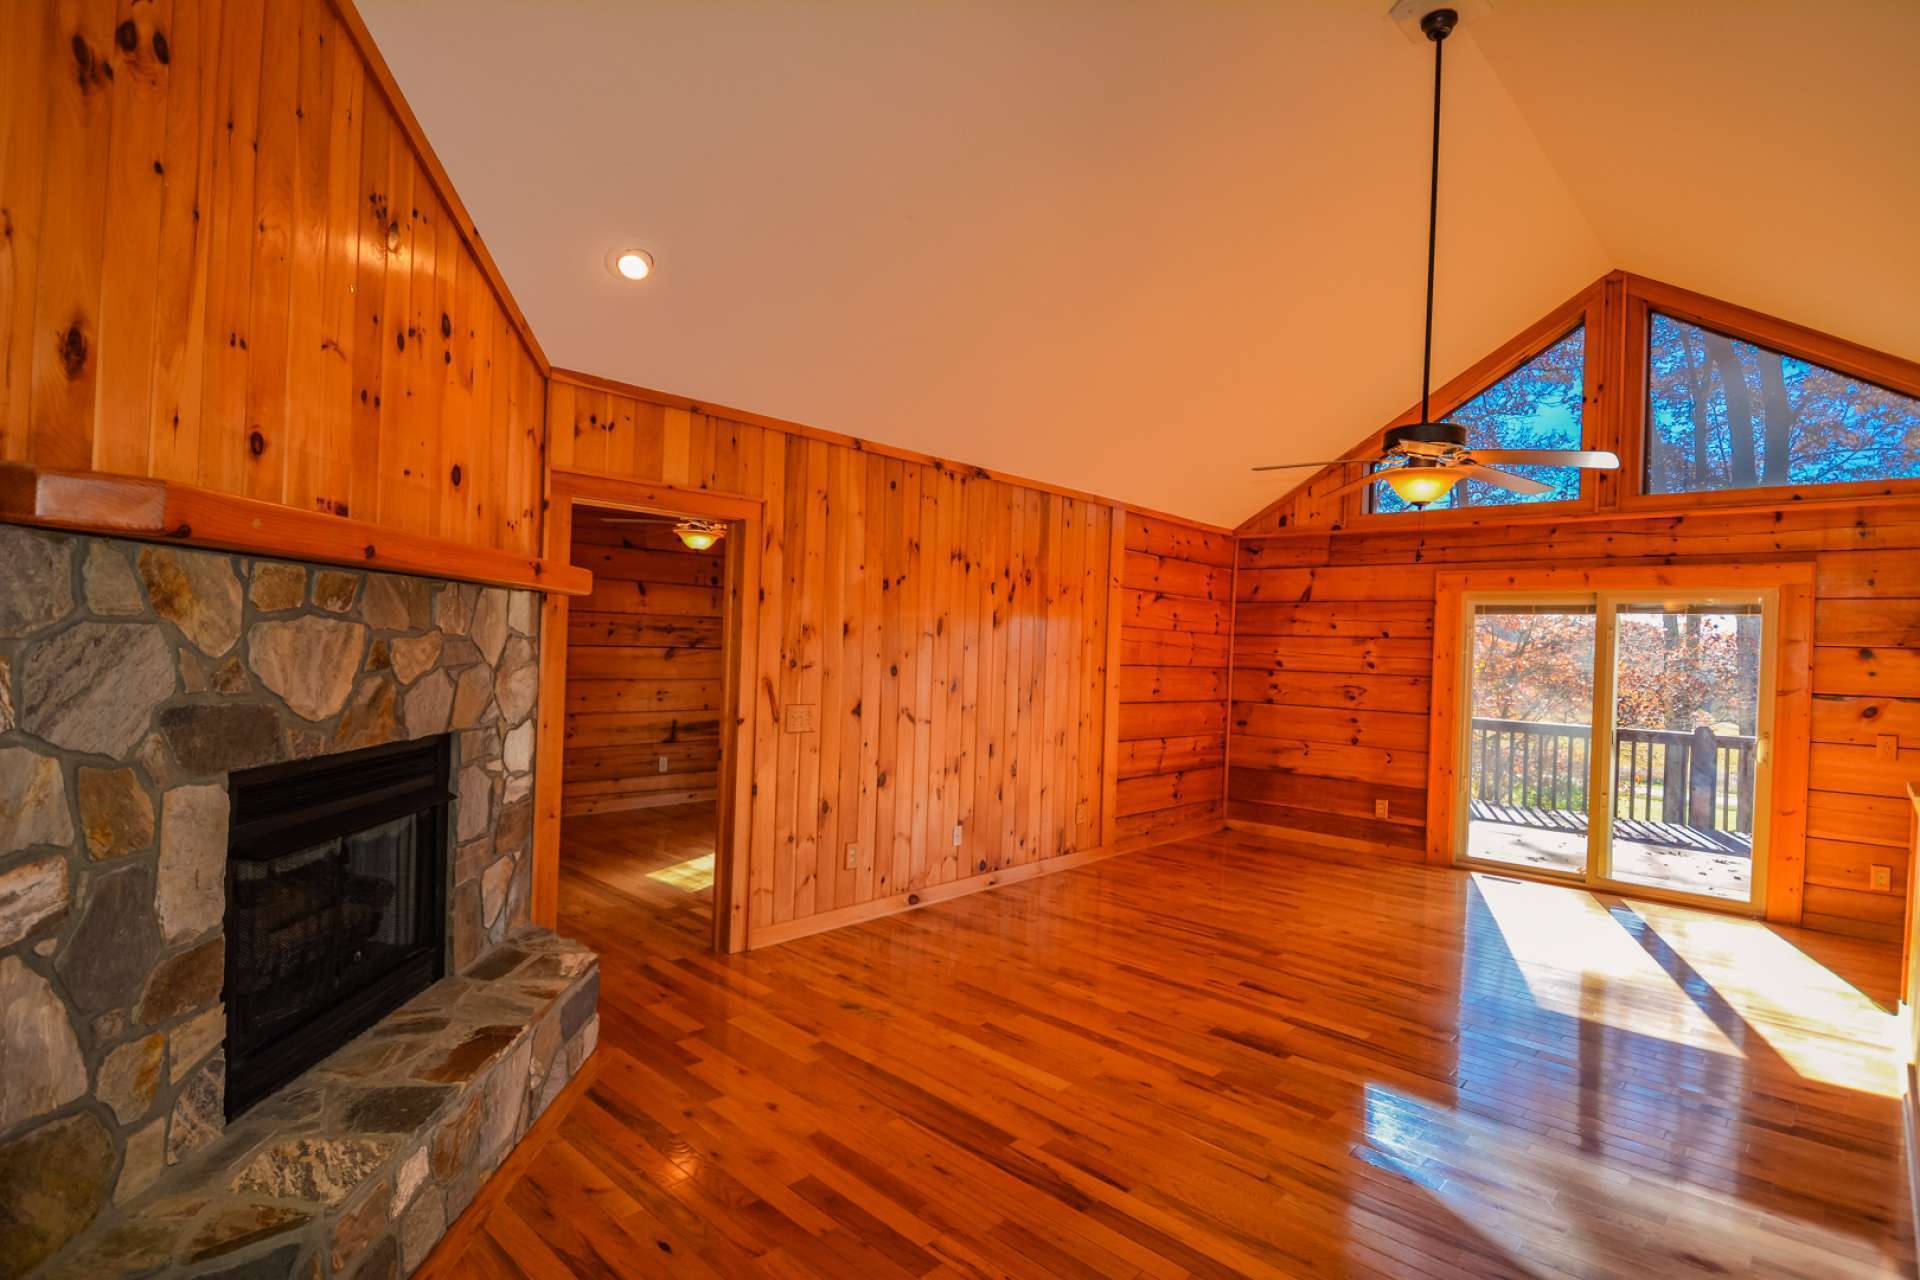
[952,824,964,847]
[657,755,670,774]
[1878,734,1900,762]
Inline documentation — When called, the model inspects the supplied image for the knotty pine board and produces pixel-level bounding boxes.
[1,0,545,555]
[1115,517,1232,846]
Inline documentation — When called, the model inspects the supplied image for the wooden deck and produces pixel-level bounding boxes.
[1468,801,1755,902]
[418,815,1913,1279]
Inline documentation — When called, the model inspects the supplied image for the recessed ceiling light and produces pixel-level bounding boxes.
[608,248,654,282]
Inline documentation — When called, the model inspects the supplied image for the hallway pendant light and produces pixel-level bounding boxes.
[673,519,725,551]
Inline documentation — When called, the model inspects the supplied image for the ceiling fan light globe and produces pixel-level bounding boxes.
[1384,468,1460,508]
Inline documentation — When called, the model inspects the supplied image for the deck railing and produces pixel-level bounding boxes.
[1468,717,1756,834]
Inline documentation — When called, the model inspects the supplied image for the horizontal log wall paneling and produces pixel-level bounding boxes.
[547,375,1127,942]
[0,0,546,557]
[1115,516,1232,847]
[564,514,724,815]
[1228,505,1920,938]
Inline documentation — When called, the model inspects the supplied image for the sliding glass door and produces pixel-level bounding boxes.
[1464,601,1597,878]
[1458,588,1775,911]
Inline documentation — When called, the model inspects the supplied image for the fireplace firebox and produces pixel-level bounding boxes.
[224,736,452,1118]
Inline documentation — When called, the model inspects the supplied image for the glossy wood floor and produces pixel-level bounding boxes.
[418,818,1915,1279]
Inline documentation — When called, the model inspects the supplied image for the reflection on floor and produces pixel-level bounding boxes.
[1469,801,1753,901]
[417,828,1912,1279]
[559,802,715,944]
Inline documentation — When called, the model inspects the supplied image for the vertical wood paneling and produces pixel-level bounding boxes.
[1,0,546,554]
[547,379,1132,940]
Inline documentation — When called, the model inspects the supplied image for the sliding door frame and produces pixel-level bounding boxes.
[1429,563,1816,924]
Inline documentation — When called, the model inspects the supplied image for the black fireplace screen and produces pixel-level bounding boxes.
[225,736,451,1118]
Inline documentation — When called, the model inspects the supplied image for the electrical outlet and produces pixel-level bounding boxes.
[785,703,817,734]
[1075,800,1089,825]
[845,843,860,871]
[952,823,964,847]
[1374,799,1390,820]
[1878,734,1900,762]
[657,755,670,774]
[1872,864,1893,892]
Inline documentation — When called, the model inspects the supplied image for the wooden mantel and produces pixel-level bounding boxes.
[0,465,590,596]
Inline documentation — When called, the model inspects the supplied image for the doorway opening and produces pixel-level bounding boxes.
[1457,587,1776,911]
[560,506,728,943]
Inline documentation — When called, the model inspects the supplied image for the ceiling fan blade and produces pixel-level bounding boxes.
[1325,469,1397,498]
[1250,457,1384,473]
[1462,463,1552,495]
[1462,449,1620,470]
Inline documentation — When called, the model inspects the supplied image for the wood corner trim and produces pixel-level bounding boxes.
[0,464,590,596]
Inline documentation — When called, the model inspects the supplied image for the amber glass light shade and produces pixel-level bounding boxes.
[673,520,724,551]
[1384,468,1461,508]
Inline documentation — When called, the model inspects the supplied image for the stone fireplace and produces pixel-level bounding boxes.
[0,525,598,1279]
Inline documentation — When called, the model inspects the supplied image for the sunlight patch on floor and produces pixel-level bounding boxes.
[1470,873,1741,1055]
[1630,900,1902,1096]
[646,852,715,893]
[1360,1085,1908,1278]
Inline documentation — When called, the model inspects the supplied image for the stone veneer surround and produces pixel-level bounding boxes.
[0,524,579,1278]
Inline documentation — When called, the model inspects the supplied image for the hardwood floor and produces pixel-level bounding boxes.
[417,823,1914,1279]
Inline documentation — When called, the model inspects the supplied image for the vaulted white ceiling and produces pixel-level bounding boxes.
[360,0,1918,526]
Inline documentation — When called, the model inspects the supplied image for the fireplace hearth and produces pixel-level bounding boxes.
[225,737,452,1118]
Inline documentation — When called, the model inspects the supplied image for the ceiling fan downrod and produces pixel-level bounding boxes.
[1418,7,1456,428]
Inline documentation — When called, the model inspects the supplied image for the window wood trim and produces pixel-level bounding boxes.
[1616,274,1920,514]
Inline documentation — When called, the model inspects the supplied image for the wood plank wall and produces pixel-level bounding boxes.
[1229,504,1920,940]
[548,377,1125,941]
[0,0,546,555]
[564,513,725,816]
[1115,516,1231,848]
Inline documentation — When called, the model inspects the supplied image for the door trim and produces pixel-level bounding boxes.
[1428,562,1816,924]
[532,469,765,952]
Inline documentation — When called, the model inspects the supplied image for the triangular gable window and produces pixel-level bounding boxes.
[1374,326,1587,513]
[1646,313,1920,495]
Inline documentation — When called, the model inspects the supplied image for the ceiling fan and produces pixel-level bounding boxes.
[1251,7,1618,509]
[593,514,726,551]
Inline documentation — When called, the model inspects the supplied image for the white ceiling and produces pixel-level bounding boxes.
[360,1,1918,527]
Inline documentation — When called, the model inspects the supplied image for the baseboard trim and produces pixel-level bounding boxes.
[562,789,717,818]
[1224,817,1424,860]
[747,841,1138,950]
[1115,818,1227,854]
